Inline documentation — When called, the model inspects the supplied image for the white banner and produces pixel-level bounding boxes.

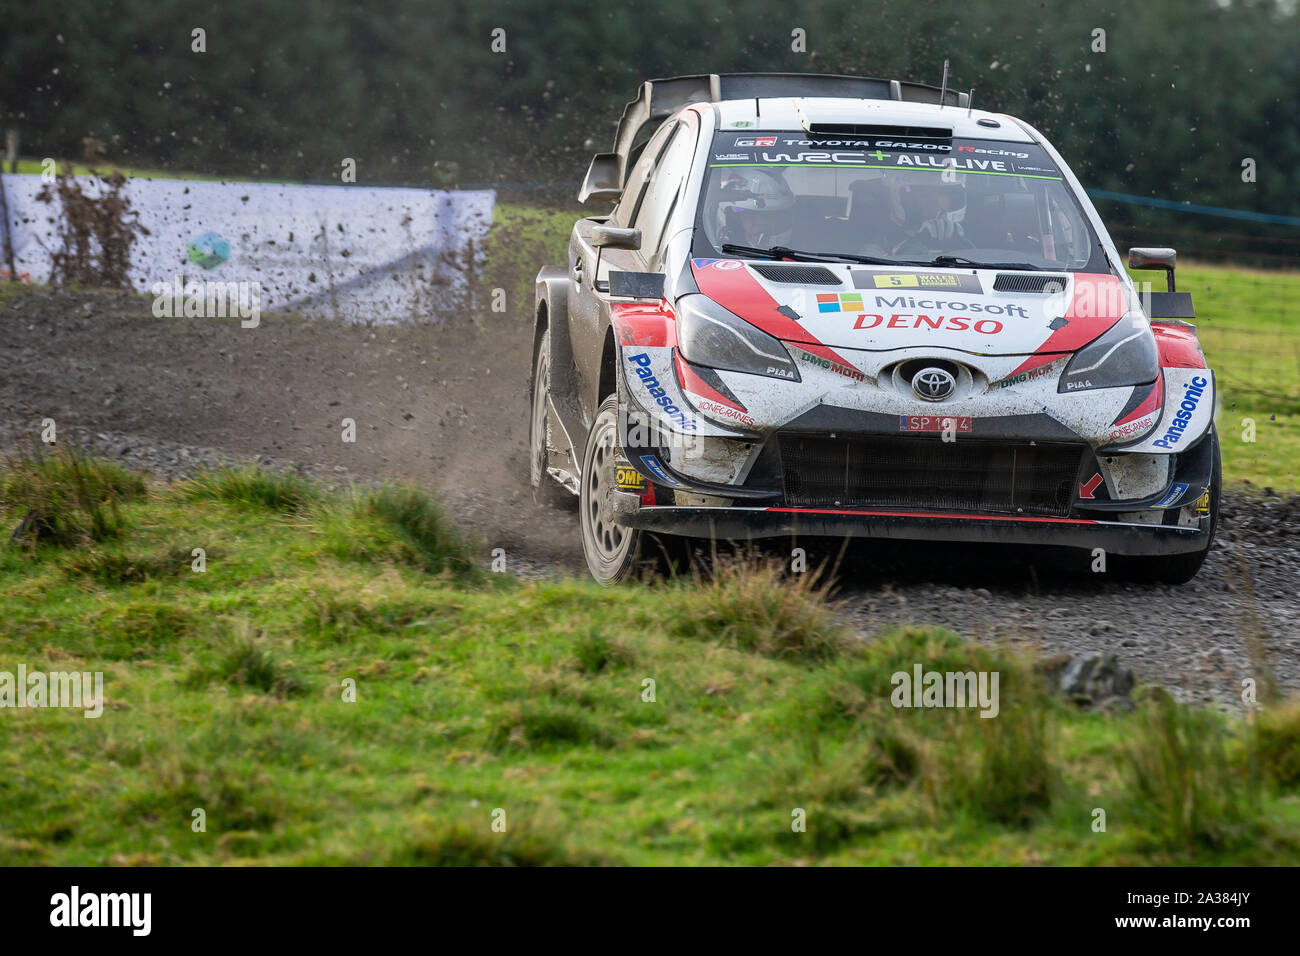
[0,174,495,323]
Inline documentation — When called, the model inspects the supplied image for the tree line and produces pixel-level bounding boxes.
[4,0,1297,255]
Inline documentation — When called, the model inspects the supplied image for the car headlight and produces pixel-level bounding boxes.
[1058,312,1157,393]
[675,294,800,381]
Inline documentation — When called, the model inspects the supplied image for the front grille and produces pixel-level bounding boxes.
[750,264,841,285]
[776,434,1084,517]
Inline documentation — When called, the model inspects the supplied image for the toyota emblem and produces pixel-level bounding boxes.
[912,367,956,401]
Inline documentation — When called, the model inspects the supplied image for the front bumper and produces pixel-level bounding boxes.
[620,504,1209,556]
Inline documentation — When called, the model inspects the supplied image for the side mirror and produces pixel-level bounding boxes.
[592,225,642,250]
[578,153,622,205]
[1129,247,1195,319]
[1128,247,1177,292]
[607,270,664,299]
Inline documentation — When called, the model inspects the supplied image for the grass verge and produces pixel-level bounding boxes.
[1,459,1298,865]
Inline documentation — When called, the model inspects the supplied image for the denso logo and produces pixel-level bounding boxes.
[852,313,1004,334]
[1152,376,1209,449]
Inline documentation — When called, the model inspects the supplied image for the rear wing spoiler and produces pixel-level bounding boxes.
[578,72,970,205]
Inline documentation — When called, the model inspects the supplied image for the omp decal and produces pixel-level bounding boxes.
[854,271,983,293]
[1155,482,1189,509]
[1152,375,1209,450]
[674,353,748,413]
[626,353,698,431]
[611,299,676,348]
[615,464,647,493]
[1151,322,1207,369]
[899,415,972,433]
[1112,370,1164,427]
[1005,274,1125,378]
[1079,473,1104,499]
[1195,490,1211,514]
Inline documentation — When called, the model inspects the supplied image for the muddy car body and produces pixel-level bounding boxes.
[530,73,1219,584]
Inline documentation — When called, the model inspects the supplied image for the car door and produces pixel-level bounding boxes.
[568,119,683,422]
[628,112,699,276]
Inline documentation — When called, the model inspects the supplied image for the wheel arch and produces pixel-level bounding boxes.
[598,325,618,404]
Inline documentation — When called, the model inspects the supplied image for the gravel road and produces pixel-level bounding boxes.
[2,286,1295,704]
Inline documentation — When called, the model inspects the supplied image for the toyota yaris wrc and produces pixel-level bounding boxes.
[529,73,1219,584]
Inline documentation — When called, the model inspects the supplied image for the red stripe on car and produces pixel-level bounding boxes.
[611,299,676,348]
[1151,321,1207,368]
[674,352,744,412]
[1006,273,1127,378]
[763,506,1102,525]
[690,259,860,369]
[1112,368,1164,427]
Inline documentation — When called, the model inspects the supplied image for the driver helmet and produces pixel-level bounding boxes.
[715,168,795,247]
[884,170,968,240]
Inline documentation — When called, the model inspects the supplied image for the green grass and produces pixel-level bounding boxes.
[1,444,147,547]
[1,460,1298,865]
[10,158,281,184]
[1133,262,1300,491]
[483,201,583,319]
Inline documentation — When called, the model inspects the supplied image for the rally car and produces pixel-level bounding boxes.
[529,73,1219,584]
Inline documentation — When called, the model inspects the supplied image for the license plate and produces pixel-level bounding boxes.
[899,415,972,433]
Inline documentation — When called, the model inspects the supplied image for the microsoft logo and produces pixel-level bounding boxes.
[816,292,864,313]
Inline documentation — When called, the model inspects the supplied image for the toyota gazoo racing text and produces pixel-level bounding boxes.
[529,73,1220,584]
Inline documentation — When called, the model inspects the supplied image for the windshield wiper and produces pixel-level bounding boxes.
[720,243,899,266]
[718,245,1045,271]
[927,255,1043,271]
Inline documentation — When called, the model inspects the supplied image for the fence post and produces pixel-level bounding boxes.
[0,122,18,281]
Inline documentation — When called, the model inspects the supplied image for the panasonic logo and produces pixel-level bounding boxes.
[1152,376,1209,449]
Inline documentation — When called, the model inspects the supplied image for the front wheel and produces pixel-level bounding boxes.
[528,328,570,507]
[580,396,654,584]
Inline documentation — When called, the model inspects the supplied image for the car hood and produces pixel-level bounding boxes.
[688,259,1130,358]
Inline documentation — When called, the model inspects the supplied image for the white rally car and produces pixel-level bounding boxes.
[530,74,1219,584]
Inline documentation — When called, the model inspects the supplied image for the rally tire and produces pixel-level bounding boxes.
[528,328,571,507]
[580,396,657,584]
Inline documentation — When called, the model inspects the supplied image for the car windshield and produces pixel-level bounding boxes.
[694,131,1105,272]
